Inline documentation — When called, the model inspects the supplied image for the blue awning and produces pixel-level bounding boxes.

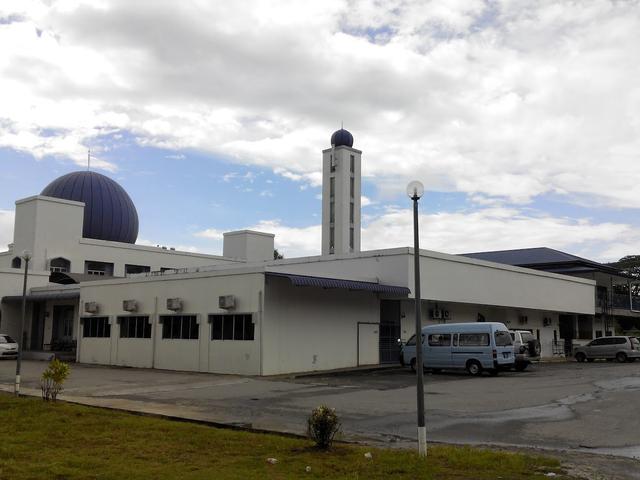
[266,272,410,296]
[1,291,80,304]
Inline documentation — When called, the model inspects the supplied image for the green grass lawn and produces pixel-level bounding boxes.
[0,393,575,480]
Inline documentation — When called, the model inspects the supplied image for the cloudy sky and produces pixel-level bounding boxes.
[1,0,639,261]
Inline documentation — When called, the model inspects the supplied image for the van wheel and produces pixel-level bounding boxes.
[575,352,586,363]
[466,360,482,376]
[410,358,417,373]
[616,352,627,363]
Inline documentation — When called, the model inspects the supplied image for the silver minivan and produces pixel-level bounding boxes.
[400,322,514,376]
[574,336,640,363]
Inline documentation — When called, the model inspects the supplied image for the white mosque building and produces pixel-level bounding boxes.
[2,128,633,375]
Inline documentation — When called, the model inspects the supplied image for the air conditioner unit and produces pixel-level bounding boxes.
[219,295,235,310]
[519,315,528,325]
[166,298,183,312]
[84,301,99,314]
[122,300,138,312]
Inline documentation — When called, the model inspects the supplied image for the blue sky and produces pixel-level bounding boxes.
[1,1,639,261]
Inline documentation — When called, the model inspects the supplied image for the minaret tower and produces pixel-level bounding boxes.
[321,128,361,255]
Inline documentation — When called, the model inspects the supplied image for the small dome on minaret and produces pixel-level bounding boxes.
[330,128,354,148]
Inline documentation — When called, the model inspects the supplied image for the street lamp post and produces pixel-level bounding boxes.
[407,181,426,457]
[15,250,31,396]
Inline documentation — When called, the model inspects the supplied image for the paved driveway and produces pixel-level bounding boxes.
[2,360,640,470]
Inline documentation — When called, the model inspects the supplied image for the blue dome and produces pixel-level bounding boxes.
[41,171,139,244]
[330,128,354,147]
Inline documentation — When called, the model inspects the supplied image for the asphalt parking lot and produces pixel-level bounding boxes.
[2,359,640,474]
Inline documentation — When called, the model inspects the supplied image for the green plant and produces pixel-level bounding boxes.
[40,358,70,402]
[307,405,341,449]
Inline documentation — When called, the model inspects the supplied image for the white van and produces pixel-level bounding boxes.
[400,322,514,376]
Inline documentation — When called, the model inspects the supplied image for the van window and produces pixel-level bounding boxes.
[459,333,489,346]
[521,332,535,343]
[494,331,512,346]
[428,334,451,346]
[406,334,424,346]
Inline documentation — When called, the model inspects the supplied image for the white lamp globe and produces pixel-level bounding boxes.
[21,250,32,261]
[406,181,424,199]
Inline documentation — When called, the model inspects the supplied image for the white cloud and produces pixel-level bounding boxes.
[195,220,320,258]
[192,206,640,263]
[362,207,637,263]
[1,0,638,208]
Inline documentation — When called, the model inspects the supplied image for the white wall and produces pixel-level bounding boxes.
[265,248,594,315]
[414,250,595,314]
[79,271,264,374]
[262,275,379,375]
[10,196,241,278]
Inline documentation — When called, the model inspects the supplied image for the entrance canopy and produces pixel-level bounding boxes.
[266,272,410,296]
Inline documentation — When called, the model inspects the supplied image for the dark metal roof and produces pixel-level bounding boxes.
[1,291,80,303]
[462,247,621,275]
[330,128,354,148]
[41,171,139,244]
[267,272,410,296]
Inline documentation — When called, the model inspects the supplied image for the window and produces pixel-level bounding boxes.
[82,317,111,338]
[50,257,70,273]
[428,334,451,346]
[329,227,335,251]
[458,333,490,346]
[210,314,254,341]
[125,264,151,275]
[330,201,335,223]
[330,154,335,172]
[349,227,354,250]
[11,257,21,269]
[350,177,354,199]
[329,177,335,198]
[350,154,354,173]
[85,261,114,276]
[0,335,15,343]
[119,316,151,338]
[494,331,512,346]
[349,202,354,224]
[589,338,606,346]
[161,315,198,340]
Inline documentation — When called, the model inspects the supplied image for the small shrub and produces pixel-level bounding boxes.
[307,405,341,449]
[41,358,70,402]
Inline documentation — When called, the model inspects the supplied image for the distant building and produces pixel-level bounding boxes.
[463,248,640,352]
[1,129,629,375]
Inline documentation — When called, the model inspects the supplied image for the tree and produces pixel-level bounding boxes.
[273,249,284,260]
[608,255,640,295]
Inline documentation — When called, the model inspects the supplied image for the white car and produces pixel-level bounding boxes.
[0,334,18,359]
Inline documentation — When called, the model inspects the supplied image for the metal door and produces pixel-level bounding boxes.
[379,300,401,363]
